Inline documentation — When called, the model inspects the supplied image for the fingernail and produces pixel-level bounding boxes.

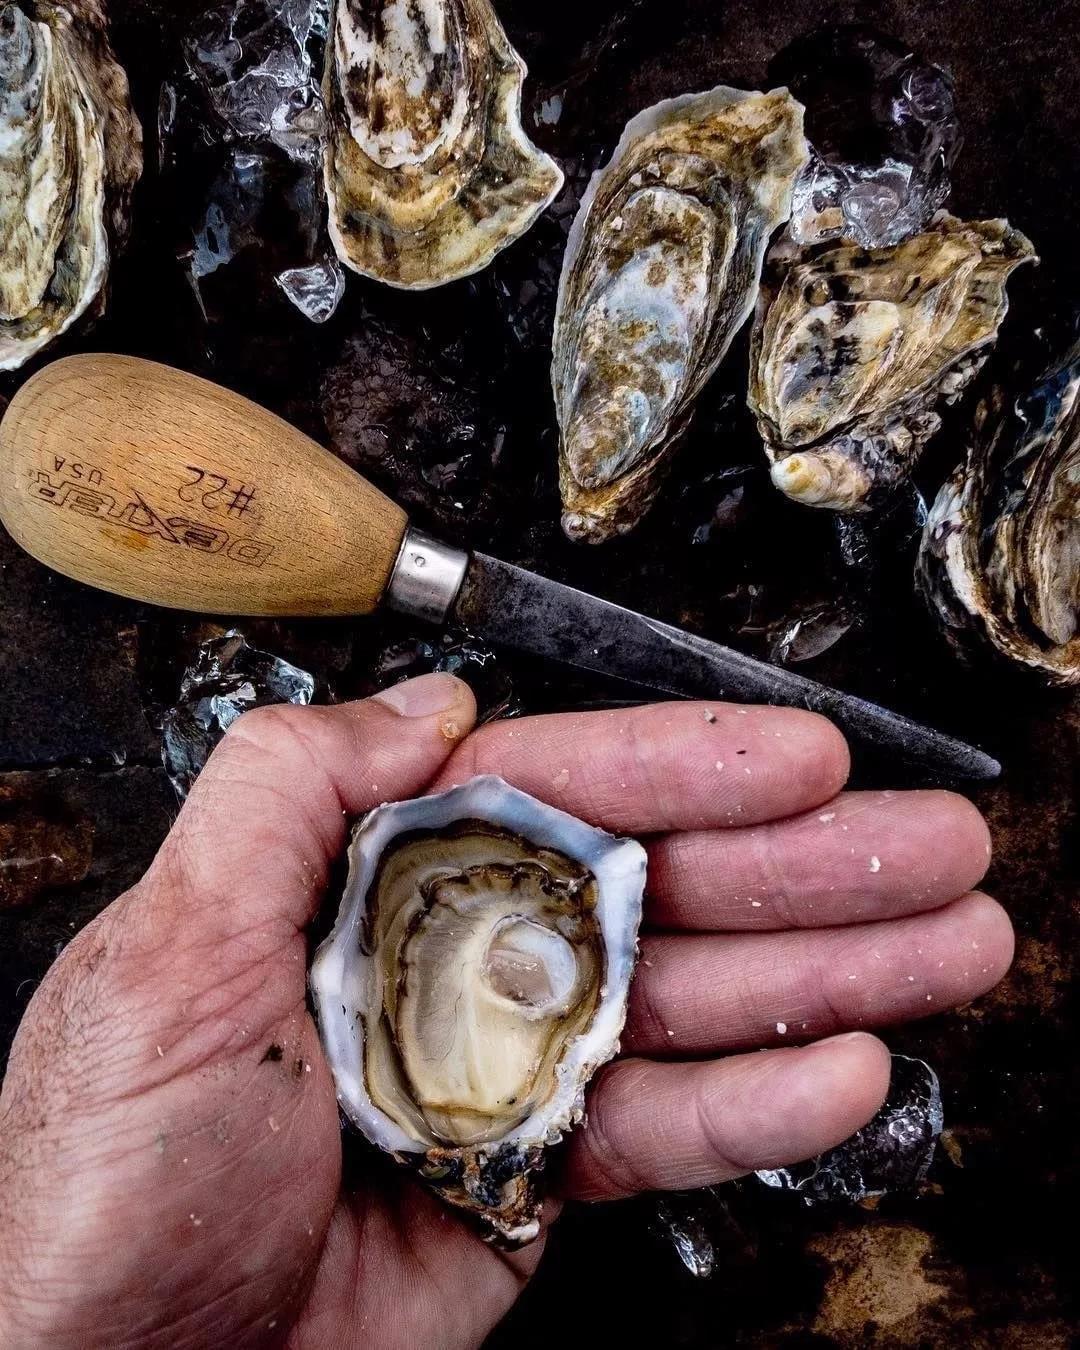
[372,673,463,718]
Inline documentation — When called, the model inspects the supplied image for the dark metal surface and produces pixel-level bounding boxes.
[455,553,1000,780]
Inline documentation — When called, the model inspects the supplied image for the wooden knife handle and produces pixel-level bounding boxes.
[0,354,408,616]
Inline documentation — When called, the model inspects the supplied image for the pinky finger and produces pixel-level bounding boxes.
[561,1033,892,1202]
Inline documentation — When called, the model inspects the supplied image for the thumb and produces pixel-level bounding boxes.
[134,672,478,947]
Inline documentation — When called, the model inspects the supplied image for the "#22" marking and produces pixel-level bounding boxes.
[28,466,274,568]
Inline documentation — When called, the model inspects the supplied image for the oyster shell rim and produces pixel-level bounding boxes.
[310,773,646,1159]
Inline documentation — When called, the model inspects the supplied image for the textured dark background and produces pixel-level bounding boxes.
[1,0,1078,1344]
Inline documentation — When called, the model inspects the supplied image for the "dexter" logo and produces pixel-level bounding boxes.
[28,468,274,568]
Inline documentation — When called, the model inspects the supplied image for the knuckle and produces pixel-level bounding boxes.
[580,1065,656,1198]
[221,701,311,750]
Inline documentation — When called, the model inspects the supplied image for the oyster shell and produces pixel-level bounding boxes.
[551,86,808,542]
[918,342,1080,685]
[322,0,563,288]
[310,775,646,1244]
[0,0,142,371]
[749,214,1035,511]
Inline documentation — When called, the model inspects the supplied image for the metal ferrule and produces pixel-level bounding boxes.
[385,526,469,625]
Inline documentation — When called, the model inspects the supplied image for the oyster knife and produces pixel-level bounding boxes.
[0,354,999,781]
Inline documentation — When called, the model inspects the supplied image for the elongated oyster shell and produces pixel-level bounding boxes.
[551,86,808,542]
[322,0,563,288]
[749,215,1035,511]
[918,342,1080,684]
[0,0,142,371]
[310,775,646,1245]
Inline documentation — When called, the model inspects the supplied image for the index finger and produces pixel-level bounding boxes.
[430,700,850,833]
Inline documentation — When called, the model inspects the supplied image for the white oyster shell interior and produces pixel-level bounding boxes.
[311,775,645,1162]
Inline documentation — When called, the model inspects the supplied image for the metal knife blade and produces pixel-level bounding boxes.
[452,552,1000,781]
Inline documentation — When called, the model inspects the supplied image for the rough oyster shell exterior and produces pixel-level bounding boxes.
[0,0,142,370]
[310,775,646,1245]
[322,0,563,288]
[749,214,1035,511]
[551,86,808,543]
[918,343,1080,685]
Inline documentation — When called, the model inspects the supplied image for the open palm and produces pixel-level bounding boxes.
[0,673,1010,1349]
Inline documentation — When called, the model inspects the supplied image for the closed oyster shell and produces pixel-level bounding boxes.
[551,86,808,542]
[0,0,142,371]
[918,342,1080,685]
[322,0,563,288]
[310,775,646,1245]
[749,214,1035,511]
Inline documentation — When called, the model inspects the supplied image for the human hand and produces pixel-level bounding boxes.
[0,674,1011,1349]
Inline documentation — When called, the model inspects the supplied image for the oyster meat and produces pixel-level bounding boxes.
[322,0,563,288]
[749,214,1035,512]
[0,0,142,370]
[918,341,1080,685]
[551,86,808,543]
[310,775,646,1244]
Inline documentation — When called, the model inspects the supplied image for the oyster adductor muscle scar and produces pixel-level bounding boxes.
[749,214,1035,512]
[322,0,563,288]
[310,775,646,1245]
[918,341,1080,685]
[551,85,809,543]
[0,0,142,371]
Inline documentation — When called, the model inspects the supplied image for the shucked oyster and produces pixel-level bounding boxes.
[749,214,1035,511]
[551,86,808,542]
[322,0,563,288]
[310,775,646,1244]
[0,0,142,371]
[918,341,1080,685]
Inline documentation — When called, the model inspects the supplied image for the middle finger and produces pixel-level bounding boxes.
[625,891,1013,1055]
[646,789,992,931]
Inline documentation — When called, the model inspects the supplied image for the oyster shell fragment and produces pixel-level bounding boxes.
[918,342,1080,685]
[322,0,563,288]
[0,0,142,371]
[749,214,1035,511]
[551,86,809,542]
[310,775,646,1244]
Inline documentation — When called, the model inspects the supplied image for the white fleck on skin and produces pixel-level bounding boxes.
[927,994,933,1001]
[666,1029,675,1037]
[776,1021,787,1034]
[869,855,881,873]
[641,958,653,968]
[744,767,752,776]
[552,768,570,790]
[156,1045,164,1057]
[715,760,725,771]
[818,812,835,823]
[371,783,378,793]
[190,1215,202,1227]
[848,973,857,980]
[751,900,762,908]
[908,975,916,982]
[704,709,717,723]
[268,1117,280,1133]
